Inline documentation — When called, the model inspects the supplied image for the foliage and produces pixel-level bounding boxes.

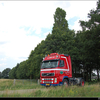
[0,72,2,78]
[9,63,19,79]
[2,68,11,78]
[8,1,100,81]
[79,0,100,81]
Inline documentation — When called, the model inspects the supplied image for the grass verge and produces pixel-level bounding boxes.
[0,79,100,97]
[0,79,44,91]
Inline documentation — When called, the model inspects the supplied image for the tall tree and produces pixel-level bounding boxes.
[2,68,11,78]
[79,0,100,81]
[16,61,28,79]
[0,72,2,78]
[53,7,68,31]
[9,63,19,79]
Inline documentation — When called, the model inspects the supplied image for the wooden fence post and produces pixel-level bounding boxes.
[13,79,16,85]
[38,79,40,85]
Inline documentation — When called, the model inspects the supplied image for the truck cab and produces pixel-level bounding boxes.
[40,53,85,87]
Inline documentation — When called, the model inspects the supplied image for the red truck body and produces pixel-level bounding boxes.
[40,53,85,87]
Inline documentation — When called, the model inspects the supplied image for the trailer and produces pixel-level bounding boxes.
[40,53,85,87]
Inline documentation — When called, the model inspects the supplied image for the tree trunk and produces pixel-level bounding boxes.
[30,75,32,79]
[86,72,88,82]
[86,67,88,82]
[97,67,99,81]
[75,67,76,77]
[90,67,91,81]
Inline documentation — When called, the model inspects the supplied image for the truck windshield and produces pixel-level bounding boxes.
[41,60,59,69]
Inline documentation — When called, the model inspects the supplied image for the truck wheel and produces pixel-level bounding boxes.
[80,79,85,86]
[63,79,69,87]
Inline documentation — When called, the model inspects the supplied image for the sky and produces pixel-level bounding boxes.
[0,1,98,73]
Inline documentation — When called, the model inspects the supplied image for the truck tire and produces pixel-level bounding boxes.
[63,79,69,87]
[80,79,85,86]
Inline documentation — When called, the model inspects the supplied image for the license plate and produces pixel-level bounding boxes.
[46,84,50,86]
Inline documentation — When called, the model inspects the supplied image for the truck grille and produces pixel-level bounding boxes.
[44,81,53,83]
[44,78,53,80]
[41,78,55,84]
[42,73,54,76]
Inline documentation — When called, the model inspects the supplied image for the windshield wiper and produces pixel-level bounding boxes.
[42,67,49,69]
[50,66,55,68]
[42,67,46,69]
[42,67,55,69]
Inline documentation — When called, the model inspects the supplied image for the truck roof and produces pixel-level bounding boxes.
[43,53,69,61]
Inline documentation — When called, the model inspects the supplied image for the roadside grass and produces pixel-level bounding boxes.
[0,79,100,97]
[0,79,44,91]
[88,79,100,85]
[1,84,100,97]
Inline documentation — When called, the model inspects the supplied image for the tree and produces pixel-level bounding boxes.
[9,63,19,79]
[53,7,68,31]
[46,7,75,55]
[26,58,34,79]
[2,68,11,78]
[9,7,76,79]
[0,72,2,78]
[79,0,100,81]
[9,67,16,79]
[16,61,28,79]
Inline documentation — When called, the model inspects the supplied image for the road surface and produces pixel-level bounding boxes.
[0,88,49,95]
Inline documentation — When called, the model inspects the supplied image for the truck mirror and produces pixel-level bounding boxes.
[40,62,42,67]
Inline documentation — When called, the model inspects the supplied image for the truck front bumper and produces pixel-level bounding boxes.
[40,82,63,86]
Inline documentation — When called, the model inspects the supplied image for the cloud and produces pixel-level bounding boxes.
[0,28,44,59]
[0,41,8,45]
[0,63,7,67]
[0,58,7,61]
[0,63,7,72]
[43,32,51,37]
[66,1,97,32]
[0,1,56,72]
[0,55,27,72]
[70,19,82,33]
[0,1,98,72]
[0,1,54,35]
[66,1,97,20]
[68,16,80,29]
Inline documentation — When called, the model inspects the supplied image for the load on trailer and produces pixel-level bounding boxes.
[40,53,85,87]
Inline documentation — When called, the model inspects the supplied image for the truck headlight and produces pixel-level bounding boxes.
[42,78,44,80]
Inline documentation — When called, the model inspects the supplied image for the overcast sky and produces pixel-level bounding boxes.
[0,1,98,72]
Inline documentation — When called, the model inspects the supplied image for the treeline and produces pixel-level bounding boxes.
[9,0,100,81]
[0,68,11,79]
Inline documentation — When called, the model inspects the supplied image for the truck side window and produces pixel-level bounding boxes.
[60,60,64,67]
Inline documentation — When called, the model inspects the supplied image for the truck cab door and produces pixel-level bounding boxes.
[59,59,66,82]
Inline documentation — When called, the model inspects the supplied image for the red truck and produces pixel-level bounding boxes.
[40,53,85,87]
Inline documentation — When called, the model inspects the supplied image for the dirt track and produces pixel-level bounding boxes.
[0,85,96,95]
[0,88,49,95]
